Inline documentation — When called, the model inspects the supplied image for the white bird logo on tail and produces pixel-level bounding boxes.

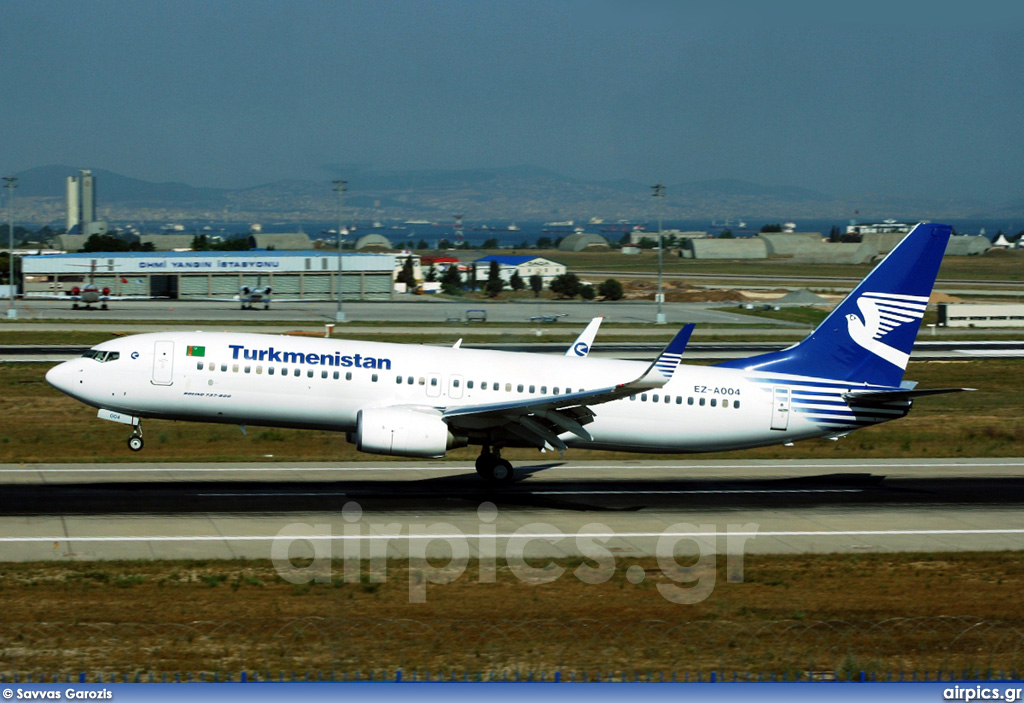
[845,292,929,368]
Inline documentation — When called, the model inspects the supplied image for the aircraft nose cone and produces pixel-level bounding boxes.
[45,361,74,394]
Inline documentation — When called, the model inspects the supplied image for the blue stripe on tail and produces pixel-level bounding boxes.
[715,222,952,387]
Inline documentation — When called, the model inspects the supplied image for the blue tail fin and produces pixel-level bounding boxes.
[716,222,952,386]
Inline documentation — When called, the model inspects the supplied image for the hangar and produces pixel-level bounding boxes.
[21,251,396,301]
[681,238,768,259]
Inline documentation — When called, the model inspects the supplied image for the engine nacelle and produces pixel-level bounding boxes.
[355,407,455,458]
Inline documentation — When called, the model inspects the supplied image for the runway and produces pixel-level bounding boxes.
[0,458,1022,561]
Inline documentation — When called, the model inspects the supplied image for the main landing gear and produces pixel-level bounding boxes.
[127,423,144,452]
[475,446,515,483]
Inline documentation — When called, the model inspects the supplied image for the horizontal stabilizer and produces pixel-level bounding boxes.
[843,387,975,403]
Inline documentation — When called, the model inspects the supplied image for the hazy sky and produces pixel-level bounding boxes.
[2,1,1022,203]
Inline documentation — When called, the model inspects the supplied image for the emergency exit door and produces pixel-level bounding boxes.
[770,387,790,430]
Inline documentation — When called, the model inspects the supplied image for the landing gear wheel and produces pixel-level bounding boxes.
[475,451,496,477]
[490,459,515,483]
[127,435,144,452]
[101,303,107,310]
[475,450,515,483]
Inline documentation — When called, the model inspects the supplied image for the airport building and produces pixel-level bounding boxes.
[937,303,1024,328]
[471,255,567,283]
[22,251,396,300]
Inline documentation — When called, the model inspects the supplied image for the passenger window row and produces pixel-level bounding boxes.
[196,361,371,382]
[628,393,741,409]
[195,360,591,397]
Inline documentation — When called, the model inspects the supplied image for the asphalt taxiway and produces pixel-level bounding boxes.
[0,458,1021,561]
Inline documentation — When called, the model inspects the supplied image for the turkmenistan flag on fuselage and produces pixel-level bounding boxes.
[186,345,206,357]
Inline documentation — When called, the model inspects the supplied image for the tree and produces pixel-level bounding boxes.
[81,233,131,252]
[760,224,783,233]
[440,264,462,295]
[191,234,211,251]
[416,239,429,250]
[509,270,525,292]
[211,237,251,251]
[0,252,21,287]
[580,284,596,301]
[718,230,734,239]
[485,260,504,298]
[597,278,624,301]
[397,256,416,289]
[536,236,553,249]
[529,274,544,298]
[425,263,438,283]
[829,225,841,242]
[438,238,453,250]
[549,272,583,299]
[482,238,499,249]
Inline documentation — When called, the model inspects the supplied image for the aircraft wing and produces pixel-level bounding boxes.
[24,293,81,300]
[24,294,162,301]
[441,324,695,451]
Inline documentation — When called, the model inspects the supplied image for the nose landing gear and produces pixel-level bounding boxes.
[127,423,144,452]
[475,446,515,483]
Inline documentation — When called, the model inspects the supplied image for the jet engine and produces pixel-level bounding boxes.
[354,407,460,458]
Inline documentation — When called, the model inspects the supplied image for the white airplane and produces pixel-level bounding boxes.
[45,223,967,482]
[28,262,145,310]
[236,280,273,310]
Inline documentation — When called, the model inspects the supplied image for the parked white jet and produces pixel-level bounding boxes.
[45,223,966,482]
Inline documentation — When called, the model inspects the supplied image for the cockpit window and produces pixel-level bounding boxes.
[82,350,120,363]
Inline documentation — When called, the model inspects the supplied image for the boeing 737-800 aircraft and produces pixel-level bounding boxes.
[45,223,966,482]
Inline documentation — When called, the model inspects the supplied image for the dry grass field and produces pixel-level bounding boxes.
[1,553,1022,677]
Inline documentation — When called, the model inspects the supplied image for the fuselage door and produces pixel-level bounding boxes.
[425,373,442,398]
[448,374,464,399]
[770,386,790,430]
[152,340,175,386]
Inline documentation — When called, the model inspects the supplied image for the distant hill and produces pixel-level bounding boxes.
[7,164,1014,222]
[13,165,227,205]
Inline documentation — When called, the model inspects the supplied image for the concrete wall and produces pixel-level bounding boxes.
[792,241,879,264]
[861,232,905,254]
[944,235,991,256]
[758,233,823,256]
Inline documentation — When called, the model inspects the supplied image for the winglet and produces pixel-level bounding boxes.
[565,316,604,357]
[626,323,695,390]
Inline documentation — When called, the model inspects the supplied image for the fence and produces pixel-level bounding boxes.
[2,616,1022,681]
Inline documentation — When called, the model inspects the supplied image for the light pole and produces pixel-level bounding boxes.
[332,179,347,323]
[4,176,17,320]
[651,182,666,324]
